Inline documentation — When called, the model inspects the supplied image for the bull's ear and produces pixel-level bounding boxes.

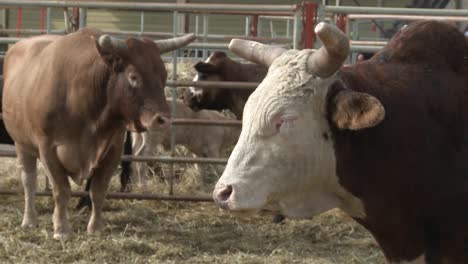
[94,35,126,71]
[328,82,385,130]
[194,62,219,73]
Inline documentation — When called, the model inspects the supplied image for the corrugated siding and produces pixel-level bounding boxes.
[3,0,418,39]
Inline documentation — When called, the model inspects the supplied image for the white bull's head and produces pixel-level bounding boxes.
[213,23,385,219]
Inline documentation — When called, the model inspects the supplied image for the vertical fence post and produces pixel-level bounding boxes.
[315,1,325,49]
[249,15,258,37]
[194,14,199,58]
[244,16,250,36]
[269,20,275,38]
[302,2,317,49]
[63,8,70,33]
[169,10,179,195]
[2,8,9,31]
[258,16,262,36]
[336,13,347,32]
[79,8,87,28]
[46,7,51,34]
[40,7,45,33]
[292,4,302,49]
[286,18,291,38]
[72,7,79,31]
[140,11,144,36]
[202,14,208,60]
[16,7,22,37]
[350,19,358,64]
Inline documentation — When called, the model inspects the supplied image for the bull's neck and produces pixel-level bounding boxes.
[86,61,126,133]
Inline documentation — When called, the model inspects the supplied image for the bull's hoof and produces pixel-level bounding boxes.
[87,220,105,235]
[272,214,286,224]
[21,220,38,228]
[21,215,38,228]
[53,231,72,240]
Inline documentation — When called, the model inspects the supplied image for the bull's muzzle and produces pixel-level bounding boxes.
[183,89,201,111]
[213,184,233,210]
[141,112,171,131]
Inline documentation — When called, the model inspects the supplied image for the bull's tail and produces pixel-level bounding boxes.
[75,131,133,211]
[75,177,93,210]
[120,131,132,192]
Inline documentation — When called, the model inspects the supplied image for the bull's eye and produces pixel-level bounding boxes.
[260,112,300,137]
[274,114,299,134]
[127,73,140,88]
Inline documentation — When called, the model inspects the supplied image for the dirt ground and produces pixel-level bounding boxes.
[0,62,385,263]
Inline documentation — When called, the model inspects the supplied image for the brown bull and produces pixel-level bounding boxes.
[183,51,268,119]
[214,21,468,263]
[2,28,194,239]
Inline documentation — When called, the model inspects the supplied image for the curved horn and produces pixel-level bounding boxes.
[228,39,287,67]
[98,34,128,54]
[307,22,350,78]
[155,33,196,54]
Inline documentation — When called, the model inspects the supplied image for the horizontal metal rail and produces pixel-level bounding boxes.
[166,80,259,90]
[0,29,292,43]
[351,40,386,46]
[172,118,241,127]
[104,30,292,43]
[325,6,468,16]
[0,29,67,35]
[260,15,295,20]
[0,149,229,164]
[0,37,23,44]
[348,14,468,22]
[0,1,297,14]
[0,189,214,202]
[0,37,373,53]
[350,45,383,53]
[121,155,228,164]
[0,38,290,50]
[0,109,240,128]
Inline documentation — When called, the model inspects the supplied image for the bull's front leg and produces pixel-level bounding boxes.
[88,145,122,234]
[17,146,38,228]
[38,144,72,240]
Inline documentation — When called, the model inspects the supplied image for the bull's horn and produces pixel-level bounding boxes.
[155,33,196,53]
[228,39,287,67]
[307,22,349,78]
[98,34,128,53]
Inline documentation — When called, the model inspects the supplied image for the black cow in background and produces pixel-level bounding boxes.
[0,57,14,145]
[355,0,451,62]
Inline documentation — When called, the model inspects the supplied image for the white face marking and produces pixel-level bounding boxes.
[189,73,203,96]
[213,49,365,219]
[390,254,426,264]
[189,55,213,96]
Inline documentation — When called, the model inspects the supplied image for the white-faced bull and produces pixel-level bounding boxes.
[2,28,195,239]
[213,21,468,263]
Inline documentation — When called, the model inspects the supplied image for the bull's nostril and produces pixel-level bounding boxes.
[156,115,165,125]
[218,185,233,202]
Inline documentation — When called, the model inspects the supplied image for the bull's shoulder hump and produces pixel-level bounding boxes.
[7,35,60,59]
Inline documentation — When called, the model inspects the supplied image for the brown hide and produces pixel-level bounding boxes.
[183,51,268,119]
[327,21,468,262]
[2,28,171,237]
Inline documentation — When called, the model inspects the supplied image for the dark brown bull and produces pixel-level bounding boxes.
[213,20,468,263]
[2,28,194,239]
[183,51,268,119]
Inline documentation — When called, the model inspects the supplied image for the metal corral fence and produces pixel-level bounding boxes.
[0,1,467,202]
